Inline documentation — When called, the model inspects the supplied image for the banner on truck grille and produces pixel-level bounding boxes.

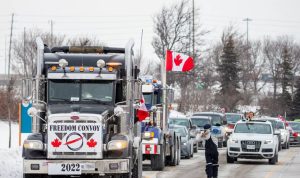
[48,123,102,152]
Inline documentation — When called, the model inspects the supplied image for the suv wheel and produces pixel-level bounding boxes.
[269,152,278,165]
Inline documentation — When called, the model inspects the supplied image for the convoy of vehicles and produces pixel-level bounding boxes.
[22,38,143,178]
[227,120,279,165]
[192,112,227,147]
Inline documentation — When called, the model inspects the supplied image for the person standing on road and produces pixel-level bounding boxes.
[201,124,219,178]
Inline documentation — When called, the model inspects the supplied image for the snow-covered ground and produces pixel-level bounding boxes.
[0,120,23,178]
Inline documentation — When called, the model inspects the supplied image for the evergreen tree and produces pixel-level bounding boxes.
[291,79,300,119]
[216,35,241,111]
[280,47,293,116]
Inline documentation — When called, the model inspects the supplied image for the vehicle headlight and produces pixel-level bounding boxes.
[23,140,44,150]
[229,139,238,144]
[264,140,273,144]
[107,140,128,151]
[143,132,154,139]
[183,142,187,146]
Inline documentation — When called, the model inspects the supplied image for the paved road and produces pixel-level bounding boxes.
[143,146,300,178]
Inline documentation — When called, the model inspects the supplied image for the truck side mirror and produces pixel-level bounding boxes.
[191,125,197,130]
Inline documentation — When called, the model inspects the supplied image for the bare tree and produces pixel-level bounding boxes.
[12,29,65,77]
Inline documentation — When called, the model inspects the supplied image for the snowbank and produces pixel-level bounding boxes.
[169,110,186,118]
[0,121,23,178]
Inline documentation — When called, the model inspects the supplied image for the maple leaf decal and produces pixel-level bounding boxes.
[87,139,97,148]
[174,54,183,66]
[51,138,62,148]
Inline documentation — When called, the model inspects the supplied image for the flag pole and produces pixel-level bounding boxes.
[161,51,167,130]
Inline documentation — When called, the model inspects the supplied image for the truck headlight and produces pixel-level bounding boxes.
[23,140,44,150]
[264,140,273,144]
[143,132,154,139]
[107,140,128,151]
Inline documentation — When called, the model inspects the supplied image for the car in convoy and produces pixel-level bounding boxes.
[276,120,290,149]
[227,120,279,164]
[258,116,283,151]
[190,116,212,148]
[170,125,195,159]
[225,113,244,137]
[287,121,300,145]
[192,112,227,147]
[168,116,198,153]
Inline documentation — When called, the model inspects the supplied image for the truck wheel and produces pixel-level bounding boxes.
[226,152,235,163]
[169,138,177,166]
[151,143,165,171]
[269,152,278,165]
[287,141,290,149]
[176,139,181,165]
[278,143,282,151]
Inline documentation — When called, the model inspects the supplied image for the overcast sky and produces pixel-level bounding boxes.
[0,0,300,74]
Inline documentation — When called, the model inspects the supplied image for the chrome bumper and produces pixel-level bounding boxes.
[23,159,129,175]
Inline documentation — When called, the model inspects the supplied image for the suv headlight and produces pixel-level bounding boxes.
[23,140,44,150]
[264,140,273,144]
[229,138,238,144]
[107,140,128,151]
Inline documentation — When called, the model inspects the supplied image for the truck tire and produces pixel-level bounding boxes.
[169,138,178,166]
[223,141,227,147]
[269,152,278,165]
[287,141,290,149]
[176,138,181,165]
[151,143,165,171]
[226,152,235,163]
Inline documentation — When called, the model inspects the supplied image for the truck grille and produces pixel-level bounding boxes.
[241,140,261,152]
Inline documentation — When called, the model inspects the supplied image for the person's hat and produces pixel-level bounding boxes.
[203,124,211,130]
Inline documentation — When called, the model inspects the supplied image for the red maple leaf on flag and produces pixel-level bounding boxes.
[174,54,183,66]
[87,139,97,148]
[51,138,62,148]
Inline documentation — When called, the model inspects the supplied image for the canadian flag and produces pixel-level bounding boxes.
[136,95,149,122]
[166,50,194,72]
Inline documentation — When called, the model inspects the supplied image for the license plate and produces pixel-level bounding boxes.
[48,163,81,175]
[246,145,255,149]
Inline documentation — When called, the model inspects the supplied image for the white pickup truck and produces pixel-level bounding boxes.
[227,120,279,165]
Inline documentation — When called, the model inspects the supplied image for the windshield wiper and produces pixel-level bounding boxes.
[82,98,110,105]
[50,97,71,102]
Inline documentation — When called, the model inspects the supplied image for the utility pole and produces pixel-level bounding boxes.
[192,0,195,59]
[24,27,27,77]
[8,13,14,78]
[4,37,7,77]
[50,20,53,47]
[243,18,252,47]
[8,13,14,149]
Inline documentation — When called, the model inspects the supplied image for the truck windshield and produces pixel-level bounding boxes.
[48,80,114,103]
[143,93,152,105]
[195,114,222,126]
[234,123,272,134]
